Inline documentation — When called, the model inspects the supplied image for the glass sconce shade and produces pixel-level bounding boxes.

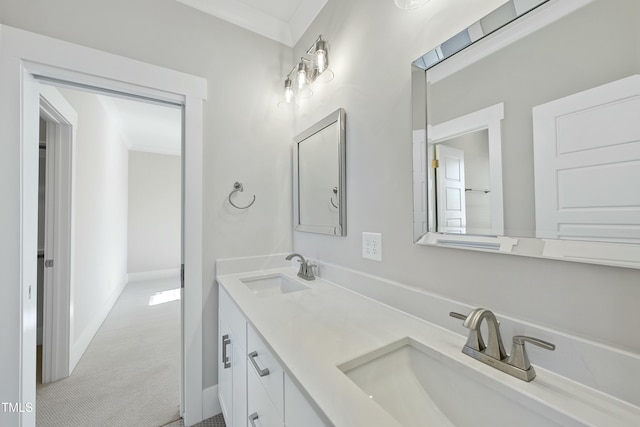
[284,78,294,103]
[279,35,334,108]
[315,39,328,72]
[296,84,313,99]
[394,0,429,9]
[296,62,308,89]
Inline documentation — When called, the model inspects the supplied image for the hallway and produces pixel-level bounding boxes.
[36,277,181,426]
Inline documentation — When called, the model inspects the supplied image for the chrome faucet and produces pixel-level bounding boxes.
[450,308,555,382]
[285,253,315,281]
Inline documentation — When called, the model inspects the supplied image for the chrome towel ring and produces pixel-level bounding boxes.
[330,186,339,208]
[228,181,256,210]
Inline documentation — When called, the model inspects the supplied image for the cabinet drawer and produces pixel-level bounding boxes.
[248,365,284,427]
[247,325,284,417]
[220,286,247,351]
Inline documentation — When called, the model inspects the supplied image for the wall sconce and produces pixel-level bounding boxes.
[278,35,334,109]
[394,0,429,9]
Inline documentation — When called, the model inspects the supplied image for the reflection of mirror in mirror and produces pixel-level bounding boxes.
[293,108,346,236]
[412,0,640,267]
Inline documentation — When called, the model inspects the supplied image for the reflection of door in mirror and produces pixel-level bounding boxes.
[533,75,640,244]
[427,103,505,236]
[434,130,493,235]
[435,144,466,233]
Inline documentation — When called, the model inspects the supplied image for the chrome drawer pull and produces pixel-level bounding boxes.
[248,412,259,427]
[248,351,270,377]
[222,334,231,369]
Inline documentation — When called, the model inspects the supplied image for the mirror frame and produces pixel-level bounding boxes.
[411,0,640,269]
[293,108,347,236]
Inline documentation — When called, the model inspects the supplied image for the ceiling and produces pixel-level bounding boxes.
[89,0,331,153]
[98,95,182,156]
[175,0,327,46]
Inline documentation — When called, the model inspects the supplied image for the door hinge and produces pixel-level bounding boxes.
[180,264,185,288]
[432,159,439,168]
[45,259,54,268]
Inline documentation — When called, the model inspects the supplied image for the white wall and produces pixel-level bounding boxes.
[0,0,293,390]
[56,87,130,367]
[128,151,181,274]
[292,0,640,361]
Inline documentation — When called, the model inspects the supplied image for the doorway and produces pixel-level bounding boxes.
[0,24,207,427]
[35,84,184,425]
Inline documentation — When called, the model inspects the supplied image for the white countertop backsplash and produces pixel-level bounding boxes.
[216,254,640,426]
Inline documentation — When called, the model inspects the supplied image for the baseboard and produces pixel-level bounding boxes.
[127,268,180,282]
[202,385,221,421]
[69,273,128,373]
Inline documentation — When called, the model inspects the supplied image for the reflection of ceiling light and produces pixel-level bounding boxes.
[278,35,334,108]
[394,0,430,10]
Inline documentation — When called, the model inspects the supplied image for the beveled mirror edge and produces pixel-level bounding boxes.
[293,108,346,236]
[412,0,550,72]
[410,0,640,269]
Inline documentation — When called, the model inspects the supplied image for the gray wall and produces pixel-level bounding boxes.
[293,0,640,357]
[0,0,293,388]
[128,151,181,274]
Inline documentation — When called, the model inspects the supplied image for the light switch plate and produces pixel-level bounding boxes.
[362,232,382,261]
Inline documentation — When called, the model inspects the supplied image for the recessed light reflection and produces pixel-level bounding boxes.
[148,288,181,306]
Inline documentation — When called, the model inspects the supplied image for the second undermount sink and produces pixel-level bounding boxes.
[338,338,574,427]
[240,273,310,296]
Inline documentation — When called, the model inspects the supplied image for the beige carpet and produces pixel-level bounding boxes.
[36,277,181,427]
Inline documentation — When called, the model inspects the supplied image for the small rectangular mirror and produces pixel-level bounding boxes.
[293,108,346,235]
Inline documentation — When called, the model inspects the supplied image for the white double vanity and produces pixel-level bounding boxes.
[216,255,640,427]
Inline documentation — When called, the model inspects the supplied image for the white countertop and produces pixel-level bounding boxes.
[217,267,640,427]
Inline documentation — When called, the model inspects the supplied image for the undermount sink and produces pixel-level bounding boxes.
[338,338,573,427]
[240,273,310,296]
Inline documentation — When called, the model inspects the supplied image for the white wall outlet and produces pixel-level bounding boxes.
[362,232,382,261]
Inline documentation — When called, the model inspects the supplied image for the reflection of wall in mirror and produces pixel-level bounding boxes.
[427,0,640,238]
[298,123,340,227]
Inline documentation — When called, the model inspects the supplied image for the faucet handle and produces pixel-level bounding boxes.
[449,311,468,321]
[507,335,556,371]
[449,311,487,354]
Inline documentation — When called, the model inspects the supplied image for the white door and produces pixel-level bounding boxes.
[435,144,467,233]
[533,74,640,243]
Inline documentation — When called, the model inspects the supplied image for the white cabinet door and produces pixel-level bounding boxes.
[232,330,247,427]
[218,309,233,424]
[219,286,248,427]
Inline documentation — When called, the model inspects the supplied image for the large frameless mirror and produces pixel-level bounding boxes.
[411,0,640,267]
[293,108,346,235]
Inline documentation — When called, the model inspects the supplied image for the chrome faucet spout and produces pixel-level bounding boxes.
[285,253,315,281]
[450,308,555,382]
[463,308,507,360]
